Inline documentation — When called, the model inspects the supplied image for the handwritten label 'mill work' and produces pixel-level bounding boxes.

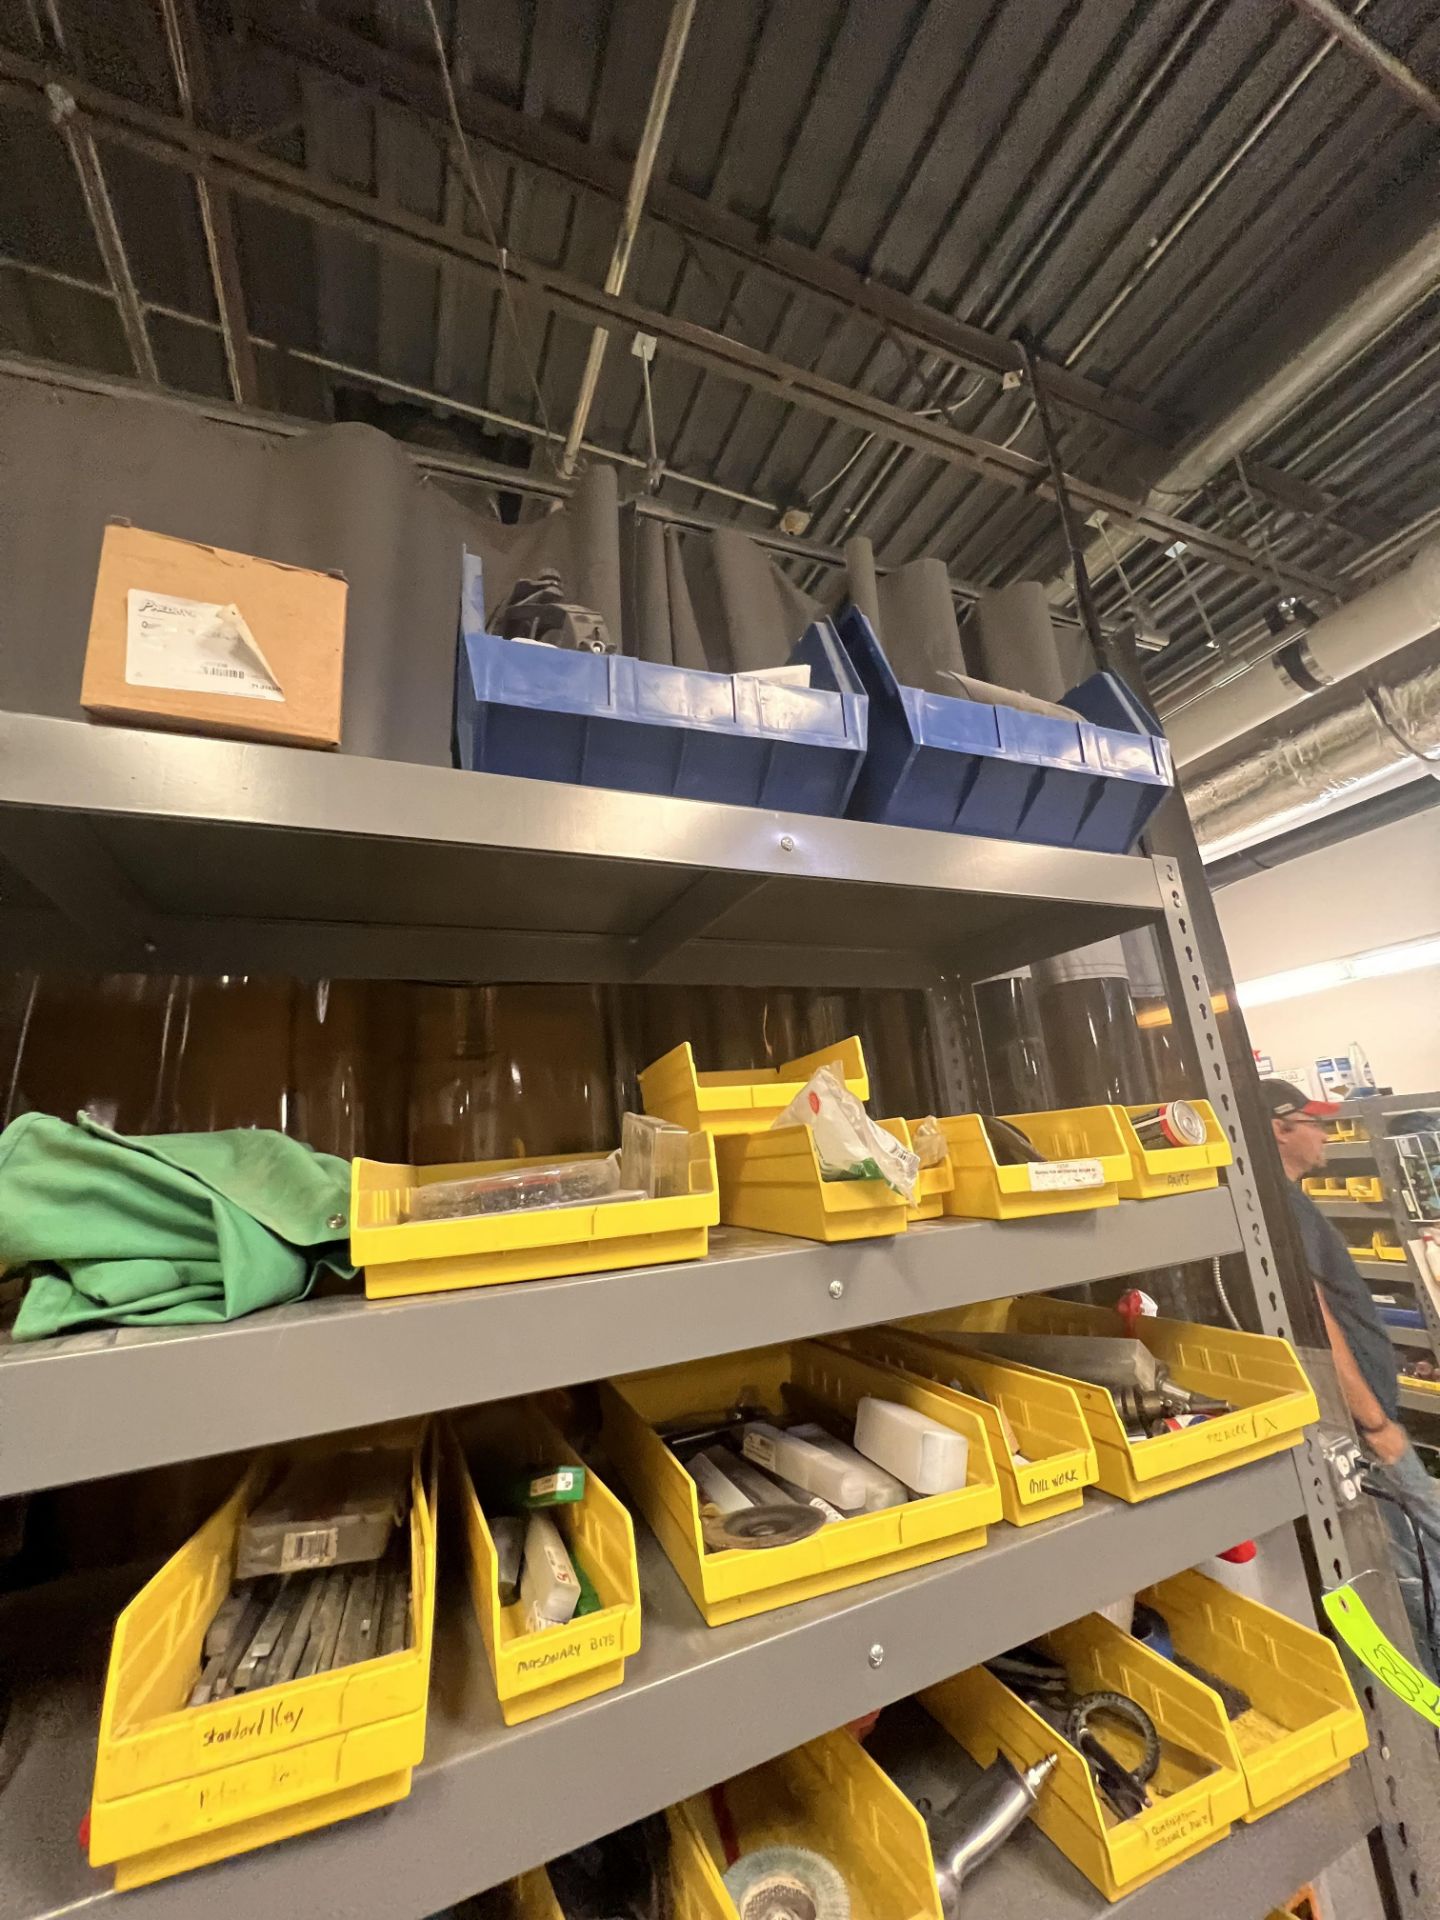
[1021,1463,1083,1499]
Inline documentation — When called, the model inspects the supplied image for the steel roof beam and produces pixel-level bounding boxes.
[232,1,1174,451]
[0,48,1339,600]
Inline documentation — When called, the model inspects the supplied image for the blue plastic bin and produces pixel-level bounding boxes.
[455,554,868,815]
[835,605,1173,852]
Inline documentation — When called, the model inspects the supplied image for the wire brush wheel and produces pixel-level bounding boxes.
[721,1846,851,1920]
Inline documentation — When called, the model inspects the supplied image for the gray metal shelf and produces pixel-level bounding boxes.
[2,1453,1306,1920]
[1355,1257,1412,1282]
[1323,1141,1378,1164]
[1399,1384,1440,1416]
[0,1187,1242,1497]
[1314,1198,1389,1220]
[1388,1322,1431,1349]
[0,711,1163,988]
[872,1698,1376,1920]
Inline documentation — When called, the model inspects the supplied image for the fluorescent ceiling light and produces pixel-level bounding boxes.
[1237,935,1440,1010]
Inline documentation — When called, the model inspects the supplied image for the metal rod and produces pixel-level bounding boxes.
[559,0,695,475]
[44,86,157,383]
[235,0,1168,450]
[0,251,772,513]
[0,349,994,597]
[1284,0,1440,122]
[1017,333,1110,667]
[157,0,258,405]
[0,47,1340,602]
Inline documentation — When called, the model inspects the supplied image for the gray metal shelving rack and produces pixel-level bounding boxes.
[0,710,1429,1919]
[1323,1091,1440,1417]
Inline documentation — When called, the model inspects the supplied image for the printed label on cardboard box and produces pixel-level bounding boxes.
[126,589,284,701]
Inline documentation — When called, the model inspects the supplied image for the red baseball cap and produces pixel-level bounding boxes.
[1259,1076,1342,1119]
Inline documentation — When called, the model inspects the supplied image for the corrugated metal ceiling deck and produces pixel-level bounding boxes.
[0,0,1437,689]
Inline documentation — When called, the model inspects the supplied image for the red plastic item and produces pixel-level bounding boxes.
[1219,1540,1257,1563]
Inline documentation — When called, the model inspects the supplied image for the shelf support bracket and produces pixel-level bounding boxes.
[0,811,160,967]
[628,872,769,981]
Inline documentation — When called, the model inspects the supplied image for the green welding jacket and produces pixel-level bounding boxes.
[0,1111,351,1340]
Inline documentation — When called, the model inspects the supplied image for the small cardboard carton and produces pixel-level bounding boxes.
[82,522,346,748]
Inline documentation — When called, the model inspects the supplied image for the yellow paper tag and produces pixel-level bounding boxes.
[1322,1583,1440,1724]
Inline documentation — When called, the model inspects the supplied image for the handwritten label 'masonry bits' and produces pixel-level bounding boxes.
[516,1627,619,1677]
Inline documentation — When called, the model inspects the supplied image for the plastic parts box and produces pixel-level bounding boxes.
[714,1120,912,1242]
[838,1328,1098,1526]
[1137,1571,1366,1820]
[89,1424,436,1888]
[450,1401,640,1725]
[640,1036,870,1137]
[1113,1100,1231,1199]
[602,1340,1000,1625]
[935,1105,1130,1219]
[835,604,1172,851]
[456,553,867,815]
[923,1611,1248,1899]
[903,1295,1317,1501]
[350,1133,718,1297]
[673,1728,944,1920]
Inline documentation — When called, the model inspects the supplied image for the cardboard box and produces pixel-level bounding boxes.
[82,523,346,748]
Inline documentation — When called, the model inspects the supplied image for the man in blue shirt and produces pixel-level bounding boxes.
[1263,1078,1440,1677]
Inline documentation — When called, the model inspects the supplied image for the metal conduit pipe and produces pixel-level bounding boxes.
[1153,493,1440,715]
[1165,537,1440,765]
[1189,649,1440,858]
[1043,174,1440,608]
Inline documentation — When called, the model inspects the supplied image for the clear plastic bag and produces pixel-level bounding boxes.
[619,1111,690,1198]
[911,1115,949,1168]
[406,1153,629,1221]
[773,1065,919,1200]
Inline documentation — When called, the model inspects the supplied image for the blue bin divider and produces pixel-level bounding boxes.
[454,551,868,815]
[834,604,1173,852]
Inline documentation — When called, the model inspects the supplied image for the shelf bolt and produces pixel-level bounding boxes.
[829,1278,845,1300]
[328,1213,346,1231]
[779,833,795,852]
[868,1643,885,1668]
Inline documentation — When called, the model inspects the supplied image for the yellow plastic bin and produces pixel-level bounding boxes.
[350,1133,719,1298]
[922,1611,1248,1900]
[89,1423,437,1889]
[935,1106,1130,1219]
[834,1327,1098,1526]
[894,1116,955,1222]
[1302,1176,1346,1200]
[1137,1571,1366,1820]
[1345,1176,1384,1203]
[602,1340,1000,1625]
[902,1295,1317,1501]
[512,1866,568,1920]
[639,1036,869,1137]
[674,1729,943,1920]
[713,1122,911,1242]
[511,1823,730,1920]
[1113,1101,1231,1199]
[450,1401,641,1726]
